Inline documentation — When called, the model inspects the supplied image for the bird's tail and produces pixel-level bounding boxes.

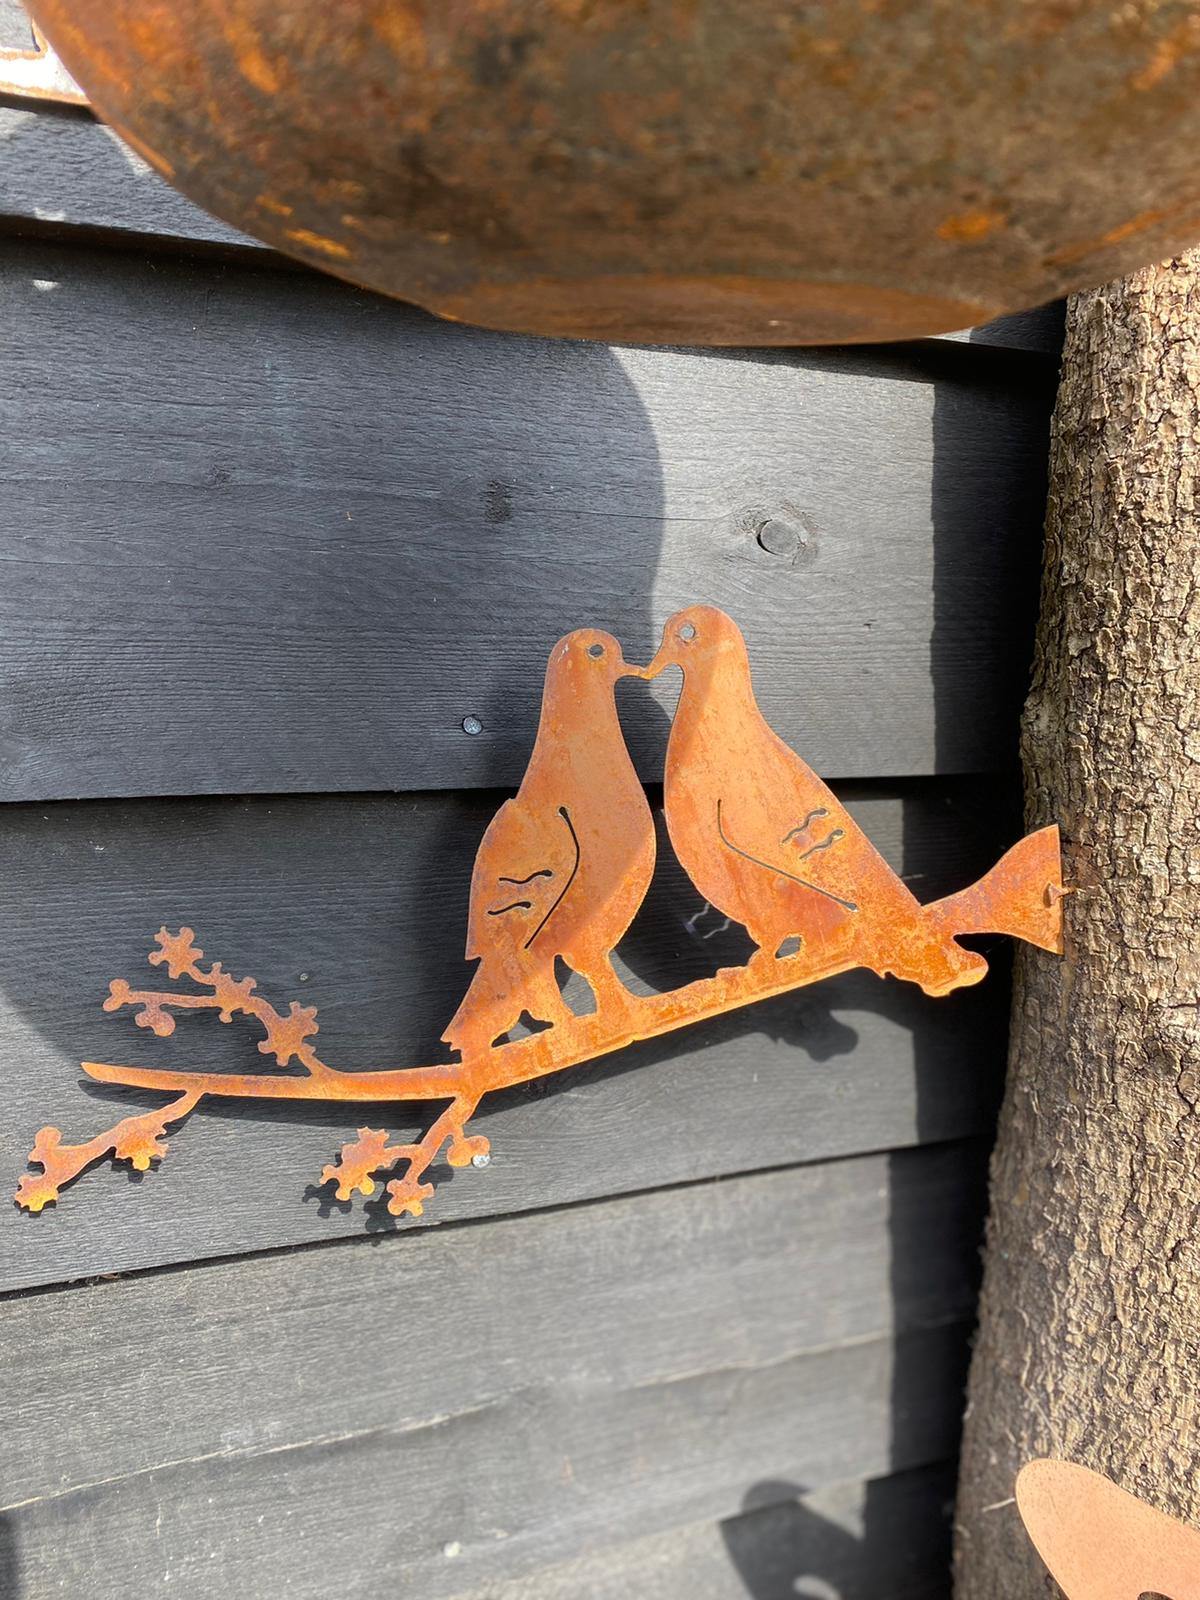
[441,962,524,1061]
[931,824,1065,953]
[441,967,495,1061]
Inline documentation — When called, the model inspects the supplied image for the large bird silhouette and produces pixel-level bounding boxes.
[442,628,655,1059]
[645,605,990,996]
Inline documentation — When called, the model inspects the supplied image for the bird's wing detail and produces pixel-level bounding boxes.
[464,798,578,958]
[716,798,859,913]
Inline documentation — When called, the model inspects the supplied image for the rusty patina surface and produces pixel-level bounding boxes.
[26,0,1200,344]
[1018,1459,1200,1598]
[16,608,1063,1217]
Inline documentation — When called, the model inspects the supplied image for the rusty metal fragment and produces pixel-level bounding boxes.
[0,20,85,106]
[15,608,1064,1217]
[1018,1458,1200,1599]
[27,1,1200,344]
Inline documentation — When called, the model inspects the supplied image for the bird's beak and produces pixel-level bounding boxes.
[635,641,671,681]
[618,647,657,680]
[611,648,646,680]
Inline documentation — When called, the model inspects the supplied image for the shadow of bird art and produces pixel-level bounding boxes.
[645,604,990,996]
[442,629,655,1059]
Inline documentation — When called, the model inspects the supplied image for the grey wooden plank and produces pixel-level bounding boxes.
[0,103,259,253]
[942,303,1065,357]
[0,778,1011,1290]
[438,1464,956,1600]
[0,1152,975,1597]
[0,236,1052,800]
[0,1331,966,1600]
[0,0,30,41]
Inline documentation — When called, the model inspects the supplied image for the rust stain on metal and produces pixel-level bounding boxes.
[25,0,1200,344]
[15,608,1064,1218]
[0,20,86,106]
[1018,1458,1200,1598]
[283,226,352,260]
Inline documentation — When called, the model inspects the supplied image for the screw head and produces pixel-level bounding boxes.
[461,715,483,735]
[471,1151,491,1169]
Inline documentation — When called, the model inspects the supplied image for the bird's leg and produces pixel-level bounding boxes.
[575,953,641,1025]
[525,972,576,1032]
[745,939,786,976]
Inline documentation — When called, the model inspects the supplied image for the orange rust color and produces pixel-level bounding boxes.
[427,274,992,348]
[1017,1459,1200,1598]
[1129,15,1200,93]
[283,227,352,261]
[936,208,1007,244]
[15,608,1064,1218]
[14,1093,200,1212]
[28,0,1200,345]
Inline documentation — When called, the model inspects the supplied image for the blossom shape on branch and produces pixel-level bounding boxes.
[14,1092,198,1212]
[209,962,258,1021]
[14,1128,67,1213]
[386,1174,436,1218]
[259,1001,319,1067]
[112,1120,171,1172]
[321,1127,406,1200]
[105,979,177,1035]
[148,926,204,980]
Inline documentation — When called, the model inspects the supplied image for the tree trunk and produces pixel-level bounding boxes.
[954,252,1200,1595]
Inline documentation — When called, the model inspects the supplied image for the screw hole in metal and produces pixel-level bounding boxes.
[679,622,697,642]
[587,642,605,658]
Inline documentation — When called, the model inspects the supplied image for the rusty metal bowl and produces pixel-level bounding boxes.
[30,2,1200,345]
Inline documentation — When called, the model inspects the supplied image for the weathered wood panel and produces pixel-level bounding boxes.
[0,777,1011,1290]
[940,303,1064,356]
[437,1464,956,1600]
[0,1331,966,1600]
[0,1151,976,1598]
[0,102,256,254]
[0,237,1052,801]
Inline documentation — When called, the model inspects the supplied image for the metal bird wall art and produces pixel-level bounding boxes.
[15,606,1066,1220]
[442,629,657,1060]
[1017,1458,1200,1599]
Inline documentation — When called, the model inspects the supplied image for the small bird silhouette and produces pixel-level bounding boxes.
[442,629,655,1059]
[644,604,988,995]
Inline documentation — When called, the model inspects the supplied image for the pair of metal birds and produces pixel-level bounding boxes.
[442,604,990,1061]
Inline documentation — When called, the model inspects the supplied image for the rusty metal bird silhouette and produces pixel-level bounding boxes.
[646,605,1061,996]
[16,606,1066,1219]
[442,627,656,1059]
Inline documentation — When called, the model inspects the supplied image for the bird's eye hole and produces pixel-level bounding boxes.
[587,642,605,659]
[678,622,697,642]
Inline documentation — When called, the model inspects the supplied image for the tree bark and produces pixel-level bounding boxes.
[955,253,1200,1596]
